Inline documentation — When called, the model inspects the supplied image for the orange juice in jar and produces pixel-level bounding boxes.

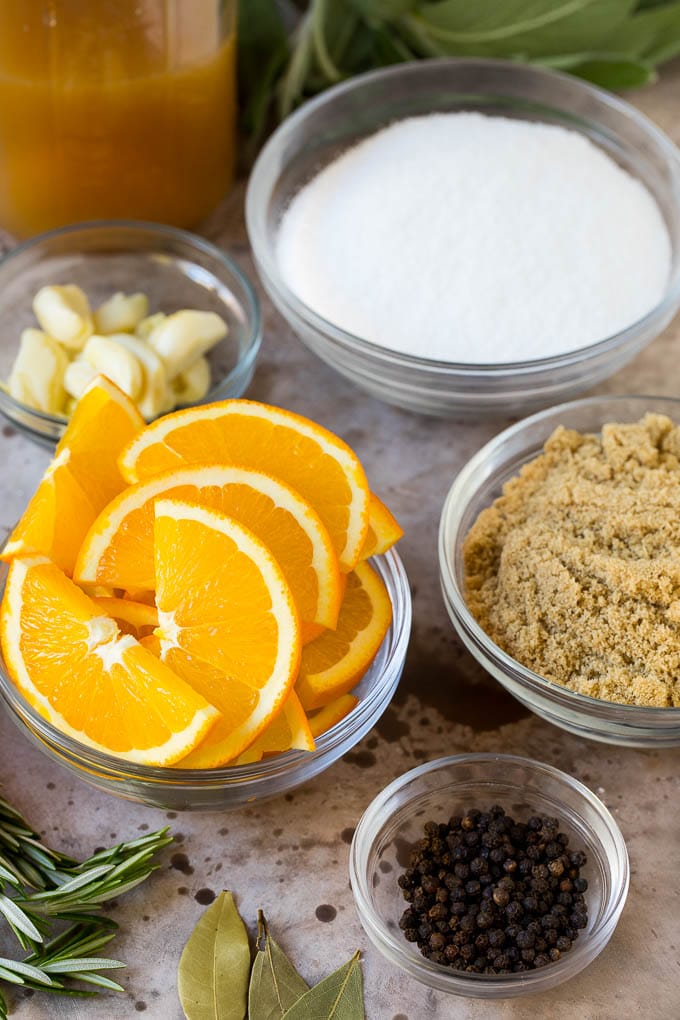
[0,0,237,238]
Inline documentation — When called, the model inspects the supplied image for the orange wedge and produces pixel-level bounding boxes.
[0,556,219,765]
[91,596,159,637]
[1,377,143,575]
[75,465,341,627]
[361,492,404,560]
[154,499,301,767]
[233,691,315,765]
[308,694,359,738]
[118,399,370,572]
[296,561,392,711]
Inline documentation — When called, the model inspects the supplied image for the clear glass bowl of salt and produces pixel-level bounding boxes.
[246,58,680,418]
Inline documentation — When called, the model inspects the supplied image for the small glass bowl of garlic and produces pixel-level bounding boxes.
[0,221,261,446]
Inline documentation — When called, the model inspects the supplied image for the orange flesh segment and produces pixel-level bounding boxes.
[153,499,301,767]
[91,596,159,636]
[360,492,404,560]
[118,399,370,571]
[0,556,219,765]
[75,464,341,627]
[296,561,392,711]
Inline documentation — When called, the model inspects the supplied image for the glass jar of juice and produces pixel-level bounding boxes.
[0,1,237,238]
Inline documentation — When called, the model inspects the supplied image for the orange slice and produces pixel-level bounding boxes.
[124,588,156,606]
[360,493,404,560]
[299,574,348,644]
[296,561,392,711]
[1,377,143,575]
[308,694,359,738]
[1,454,97,575]
[301,621,326,645]
[91,596,159,637]
[0,556,219,765]
[233,691,315,765]
[118,399,370,571]
[153,499,301,767]
[56,375,145,508]
[75,465,341,627]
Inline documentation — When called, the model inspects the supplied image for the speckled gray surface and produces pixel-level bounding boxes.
[2,67,680,1020]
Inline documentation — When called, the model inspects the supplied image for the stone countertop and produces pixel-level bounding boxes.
[2,66,680,1020]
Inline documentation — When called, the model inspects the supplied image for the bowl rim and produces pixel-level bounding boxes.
[439,392,680,721]
[0,218,262,427]
[246,56,680,375]
[349,751,630,995]
[0,547,412,786]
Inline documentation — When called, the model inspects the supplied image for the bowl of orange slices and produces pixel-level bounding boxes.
[0,378,411,810]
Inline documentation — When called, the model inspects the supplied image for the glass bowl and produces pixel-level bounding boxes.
[350,753,629,999]
[0,221,261,447]
[0,549,411,811]
[246,58,680,419]
[439,394,680,747]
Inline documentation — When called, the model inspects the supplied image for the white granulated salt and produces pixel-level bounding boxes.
[276,113,671,363]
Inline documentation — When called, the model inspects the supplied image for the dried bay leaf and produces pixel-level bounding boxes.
[282,951,364,1020]
[177,890,250,1020]
[248,910,309,1020]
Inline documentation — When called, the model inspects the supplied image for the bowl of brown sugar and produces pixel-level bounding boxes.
[439,394,680,747]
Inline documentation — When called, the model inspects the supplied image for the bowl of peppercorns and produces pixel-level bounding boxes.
[349,753,628,998]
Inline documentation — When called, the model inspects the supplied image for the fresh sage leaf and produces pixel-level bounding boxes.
[282,951,364,1020]
[564,54,656,88]
[349,0,418,19]
[178,891,250,1020]
[248,910,309,1020]
[605,3,680,63]
[411,0,633,59]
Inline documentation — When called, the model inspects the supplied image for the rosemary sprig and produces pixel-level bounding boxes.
[0,793,172,1016]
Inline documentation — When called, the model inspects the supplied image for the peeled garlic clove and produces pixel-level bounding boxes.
[64,358,99,400]
[106,333,168,418]
[147,310,227,379]
[8,328,69,413]
[136,312,166,340]
[83,335,144,400]
[173,356,211,405]
[33,285,93,350]
[94,291,149,334]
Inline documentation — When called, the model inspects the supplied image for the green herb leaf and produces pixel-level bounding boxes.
[178,891,250,1020]
[248,911,309,1020]
[410,0,636,58]
[349,0,418,18]
[558,54,656,88]
[281,951,364,1020]
[605,2,680,62]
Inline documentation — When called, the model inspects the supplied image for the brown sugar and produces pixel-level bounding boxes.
[463,413,680,707]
